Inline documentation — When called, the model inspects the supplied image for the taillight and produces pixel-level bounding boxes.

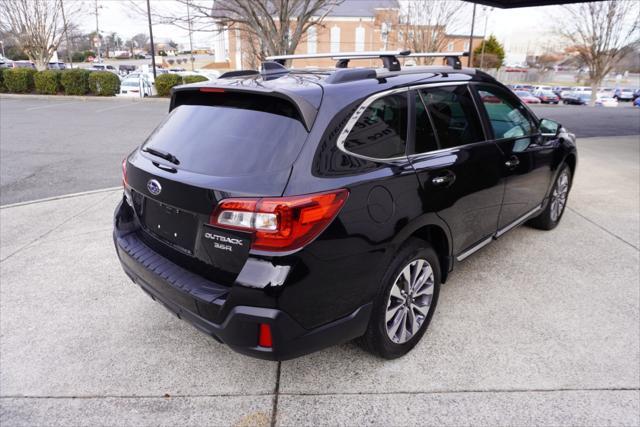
[122,157,128,187]
[258,323,272,348]
[210,189,349,252]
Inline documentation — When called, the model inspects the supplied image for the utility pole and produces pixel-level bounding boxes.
[94,0,102,62]
[479,6,493,69]
[146,0,157,79]
[186,0,194,71]
[0,41,5,58]
[60,0,73,66]
[468,3,476,67]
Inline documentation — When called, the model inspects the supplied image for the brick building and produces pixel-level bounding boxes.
[220,0,482,69]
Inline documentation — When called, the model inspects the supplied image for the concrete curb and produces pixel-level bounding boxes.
[0,94,169,102]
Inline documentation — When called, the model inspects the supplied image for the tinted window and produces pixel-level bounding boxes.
[343,93,407,159]
[418,85,484,149]
[476,85,536,139]
[413,92,439,154]
[142,104,308,176]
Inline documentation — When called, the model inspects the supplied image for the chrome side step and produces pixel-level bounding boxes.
[456,204,543,262]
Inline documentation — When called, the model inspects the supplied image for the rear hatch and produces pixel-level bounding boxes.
[124,89,315,283]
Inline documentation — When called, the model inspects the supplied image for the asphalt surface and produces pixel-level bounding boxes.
[1,95,639,205]
[1,136,638,425]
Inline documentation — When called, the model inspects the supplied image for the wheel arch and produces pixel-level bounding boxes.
[391,214,453,283]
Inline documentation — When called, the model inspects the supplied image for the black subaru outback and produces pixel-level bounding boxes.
[114,51,577,360]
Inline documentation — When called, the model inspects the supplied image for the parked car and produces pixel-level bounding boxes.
[563,91,591,105]
[552,86,572,98]
[633,96,640,107]
[594,96,618,107]
[118,75,154,97]
[512,84,533,91]
[614,88,634,101]
[532,85,553,92]
[47,62,66,70]
[515,90,541,104]
[632,89,640,101]
[533,89,559,104]
[114,53,577,361]
[10,60,36,69]
[88,64,118,74]
[118,64,137,76]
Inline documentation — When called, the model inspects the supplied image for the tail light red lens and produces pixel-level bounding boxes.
[122,157,128,187]
[210,189,349,252]
[258,323,272,348]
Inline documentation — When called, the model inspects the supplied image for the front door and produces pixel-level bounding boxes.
[408,84,505,256]
[472,84,555,231]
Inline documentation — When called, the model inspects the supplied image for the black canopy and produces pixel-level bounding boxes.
[469,0,593,8]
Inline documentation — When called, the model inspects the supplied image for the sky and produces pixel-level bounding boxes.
[77,0,563,55]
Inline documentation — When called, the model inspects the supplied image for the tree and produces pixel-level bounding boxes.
[0,0,76,70]
[473,35,504,69]
[557,1,639,105]
[133,0,342,64]
[536,53,562,72]
[399,1,468,65]
[131,33,149,51]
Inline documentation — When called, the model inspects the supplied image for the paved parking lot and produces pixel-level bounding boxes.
[1,95,639,205]
[1,133,638,425]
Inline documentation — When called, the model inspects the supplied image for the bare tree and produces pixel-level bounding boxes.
[399,1,469,65]
[0,0,78,70]
[130,0,342,65]
[557,1,639,105]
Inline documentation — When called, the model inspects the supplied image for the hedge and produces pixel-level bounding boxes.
[182,75,208,85]
[88,71,120,96]
[4,68,36,93]
[34,70,62,94]
[60,69,90,95]
[0,69,5,93]
[155,73,183,96]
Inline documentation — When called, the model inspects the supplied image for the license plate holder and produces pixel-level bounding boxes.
[143,198,198,252]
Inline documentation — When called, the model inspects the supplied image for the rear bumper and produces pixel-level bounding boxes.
[114,216,372,361]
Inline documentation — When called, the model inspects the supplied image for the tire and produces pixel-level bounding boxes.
[359,238,440,359]
[529,164,572,230]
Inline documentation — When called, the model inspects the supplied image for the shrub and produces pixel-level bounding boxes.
[88,71,120,96]
[3,68,36,93]
[0,69,5,93]
[182,75,208,84]
[34,70,62,94]
[61,69,90,95]
[155,73,183,96]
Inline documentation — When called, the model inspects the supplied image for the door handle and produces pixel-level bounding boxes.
[431,172,455,186]
[505,156,520,168]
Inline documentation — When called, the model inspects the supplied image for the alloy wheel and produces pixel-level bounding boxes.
[550,169,570,222]
[385,258,435,344]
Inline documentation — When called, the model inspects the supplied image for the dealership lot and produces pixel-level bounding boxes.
[0,96,639,425]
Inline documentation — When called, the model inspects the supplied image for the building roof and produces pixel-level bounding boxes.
[323,0,400,17]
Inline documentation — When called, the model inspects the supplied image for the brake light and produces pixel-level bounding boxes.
[122,157,128,187]
[210,189,349,252]
[258,323,272,348]
[200,87,225,93]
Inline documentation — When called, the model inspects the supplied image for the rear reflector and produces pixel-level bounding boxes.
[210,189,349,252]
[122,157,128,187]
[258,323,272,348]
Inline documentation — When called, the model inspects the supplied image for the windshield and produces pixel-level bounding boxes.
[142,104,309,176]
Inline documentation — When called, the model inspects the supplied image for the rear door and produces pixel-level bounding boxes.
[408,83,504,257]
[472,84,555,231]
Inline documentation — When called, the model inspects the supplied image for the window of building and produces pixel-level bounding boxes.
[418,85,484,149]
[343,93,407,159]
[307,27,317,54]
[330,26,341,53]
[355,26,365,52]
[447,42,454,52]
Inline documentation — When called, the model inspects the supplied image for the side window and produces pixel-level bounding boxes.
[418,85,484,149]
[343,93,407,159]
[413,92,439,154]
[476,85,536,140]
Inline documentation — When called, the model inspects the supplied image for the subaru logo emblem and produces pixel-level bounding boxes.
[147,179,162,196]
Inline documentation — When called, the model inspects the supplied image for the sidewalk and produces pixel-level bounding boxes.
[1,137,638,426]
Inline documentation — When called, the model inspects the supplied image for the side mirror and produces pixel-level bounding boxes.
[540,118,561,137]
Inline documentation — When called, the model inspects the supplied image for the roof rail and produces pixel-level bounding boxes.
[406,52,469,70]
[266,50,411,71]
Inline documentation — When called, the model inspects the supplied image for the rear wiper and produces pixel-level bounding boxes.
[142,147,180,165]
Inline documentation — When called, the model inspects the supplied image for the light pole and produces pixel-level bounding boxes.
[186,0,194,71]
[60,0,73,66]
[468,3,476,67]
[479,6,493,69]
[146,0,157,79]
[94,0,103,62]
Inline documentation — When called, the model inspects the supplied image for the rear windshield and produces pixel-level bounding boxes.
[142,102,309,176]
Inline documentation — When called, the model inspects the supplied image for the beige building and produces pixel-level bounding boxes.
[222,0,483,70]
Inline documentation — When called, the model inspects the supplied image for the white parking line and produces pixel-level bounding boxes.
[0,186,122,209]
[25,101,83,111]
